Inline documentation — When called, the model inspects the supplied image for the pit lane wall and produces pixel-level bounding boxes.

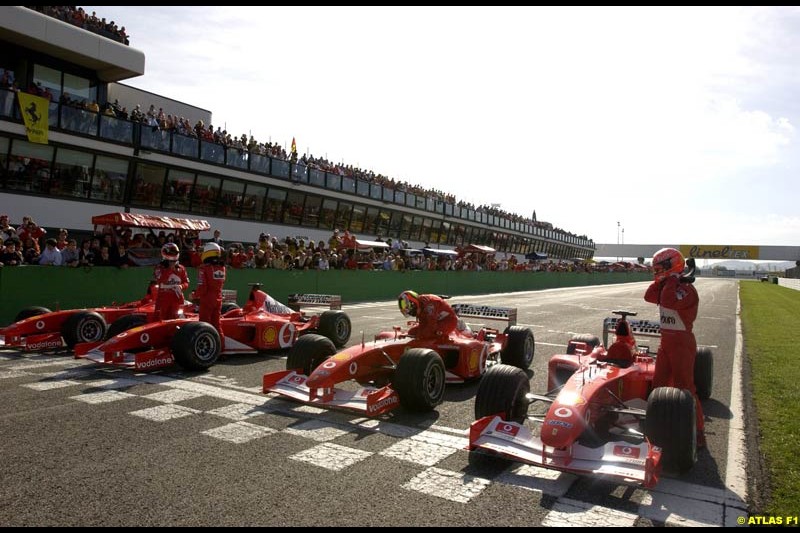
[0,267,650,326]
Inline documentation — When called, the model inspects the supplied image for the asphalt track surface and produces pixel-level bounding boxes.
[0,279,748,526]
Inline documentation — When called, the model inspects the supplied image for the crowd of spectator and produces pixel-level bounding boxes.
[0,212,638,277]
[25,6,130,45]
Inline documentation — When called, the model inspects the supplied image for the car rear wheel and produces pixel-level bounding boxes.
[171,322,221,371]
[14,306,52,323]
[500,326,535,369]
[62,311,107,348]
[318,311,351,348]
[106,313,148,339]
[393,348,445,412]
[286,334,336,376]
[474,364,530,423]
[694,347,713,400]
[645,386,697,473]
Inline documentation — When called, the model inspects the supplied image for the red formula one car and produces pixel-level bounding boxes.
[467,310,714,488]
[74,284,351,372]
[0,282,197,351]
[263,303,535,416]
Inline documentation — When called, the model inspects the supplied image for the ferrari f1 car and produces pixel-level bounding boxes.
[0,282,198,351]
[73,284,351,371]
[467,309,713,488]
[262,303,535,416]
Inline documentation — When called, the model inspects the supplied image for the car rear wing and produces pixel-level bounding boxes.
[222,290,237,303]
[451,303,517,327]
[286,294,342,311]
[602,317,661,347]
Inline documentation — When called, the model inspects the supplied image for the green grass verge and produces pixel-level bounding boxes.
[739,281,800,515]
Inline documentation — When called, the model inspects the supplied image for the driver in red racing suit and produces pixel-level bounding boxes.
[398,290,458,340]
[153,243,190,321]
[644,247,705,447]
[194,242,227,346]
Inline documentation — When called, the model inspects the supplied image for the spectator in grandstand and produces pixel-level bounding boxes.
[644,247,705,448]
[56,228,69,250]
[93,245,112,266]
[328,229,342,250]
[38,238,63,266]
[111,243,131,268]
[21,237,39,265]
[153,243,190,320]
[210,229,224,248]
[0,238,23,266]
[78,238,95,266]
[18,219,45,254]
[61,239,80,267]
[398,290,458,341]
[317,253,329,271]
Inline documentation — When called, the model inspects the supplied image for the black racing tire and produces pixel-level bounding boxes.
[286,334,336,376]
[393,348,446,412]
[565,334,601,355]
[106,313,148,339]
[318,310,352,348]
[645,386,697,473]
[500,326,535,369]
[220,302,240,314]
[474,364,530,423]
[694,347,714,401]
[14,306,52,323]
[171,322,221,371]
[61,311,107,348]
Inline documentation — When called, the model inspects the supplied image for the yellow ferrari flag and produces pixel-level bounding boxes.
[291,136,297,155]
[17,92,49,144]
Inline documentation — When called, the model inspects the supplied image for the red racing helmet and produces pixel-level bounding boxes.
[652,247,684,282]
[161,242,180,262]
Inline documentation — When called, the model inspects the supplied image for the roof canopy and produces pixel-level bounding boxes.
[424,248,459,256]
[463,244,496,254]
[354,239,390,249]
[91,212,211,231]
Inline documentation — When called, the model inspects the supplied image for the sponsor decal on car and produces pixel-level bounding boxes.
[554,407,573,418]
[278,322,295,348]
[26,339,63,350]
[367,395,398,414]
[288,374,306,385]
[262,327,277,345]
[493,422,520,437]
[468,348,480,372]
[547,419,573,429]
[136,356,173,369]
[613,445,641,459]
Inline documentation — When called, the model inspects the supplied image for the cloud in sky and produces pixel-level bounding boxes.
[87,6,800,246]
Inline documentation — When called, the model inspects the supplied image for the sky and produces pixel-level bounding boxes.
[85,6,800,248]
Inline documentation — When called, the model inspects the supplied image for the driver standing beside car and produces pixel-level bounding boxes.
[398,290,458,341]
[153,243,190,321]
[644,247,705,447]
[194,242,226,346]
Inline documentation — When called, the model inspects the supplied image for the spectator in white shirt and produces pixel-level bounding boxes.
[39,238,63,266]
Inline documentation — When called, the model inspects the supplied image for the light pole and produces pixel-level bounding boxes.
[617,221,620,261]
[621,227,625,261]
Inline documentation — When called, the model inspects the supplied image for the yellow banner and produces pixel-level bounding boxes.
[17,92,49,144]
[680,245,760,260]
